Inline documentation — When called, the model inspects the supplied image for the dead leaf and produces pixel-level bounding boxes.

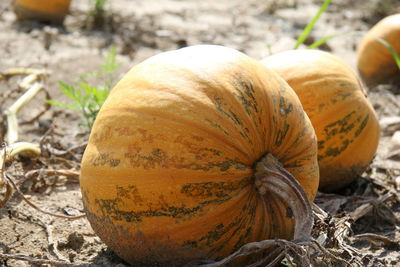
[315,192,349,215]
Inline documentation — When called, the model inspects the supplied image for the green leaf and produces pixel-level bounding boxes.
[45,99,79,110]
[58,81,77,101]
[294,0,331,49]
[79,82,93,94]
[45,99,68,108]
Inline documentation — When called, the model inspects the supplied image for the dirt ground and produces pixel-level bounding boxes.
[0,0,400,266]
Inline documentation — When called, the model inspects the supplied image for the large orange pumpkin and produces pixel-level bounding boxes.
[13,0,71,24]
[357,13,400,86]
[262,49,380,192]
[80,45,319,265]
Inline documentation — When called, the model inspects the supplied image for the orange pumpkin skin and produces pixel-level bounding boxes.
[80,45,319,265]
[14,0,71,24]
[357,14,400,86]
[262,50,380,192]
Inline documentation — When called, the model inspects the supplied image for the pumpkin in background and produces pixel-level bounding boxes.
[262,49,380,192]
[13,0,71,24]
[357,13,400,86]
[80,45,319,265]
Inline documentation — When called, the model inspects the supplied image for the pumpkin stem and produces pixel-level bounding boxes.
[254,153,313,241]
[196,154,315,266]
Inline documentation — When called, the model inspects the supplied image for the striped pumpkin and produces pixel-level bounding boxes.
[262,49,380,192]
[80,45,319,265]
[357,13,400,86]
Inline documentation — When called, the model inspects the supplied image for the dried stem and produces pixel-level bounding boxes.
[0,143,39,208]
[40,219,71,262]
[199,153,314,266]
[353,233,399,249]
[3,173,86,220]
[0,180,12,208]
[5,82,44,144]
[0,68,50,78]
[20,88,52,125]
[2,68,50,144]
[1,142,41,160]
[0,252,82,267]
[24,169,80,181]
[0,142,41,175]
[254,154,313,241]
[348,192,392,221]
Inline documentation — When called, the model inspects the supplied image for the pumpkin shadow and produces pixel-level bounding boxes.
[87,248,131,267]
[12,18,67,35]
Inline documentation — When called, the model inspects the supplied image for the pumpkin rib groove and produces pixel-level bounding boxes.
[190,74,269,156]
[270,115,311,163]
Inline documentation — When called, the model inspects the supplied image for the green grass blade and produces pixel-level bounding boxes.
[294,0,331,49]
[307,31,366,50]
[376,38,400,69]
[307,34,337,49]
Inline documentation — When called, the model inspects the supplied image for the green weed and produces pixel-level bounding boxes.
[86,0,109,29]
[294,0,331,49]
[47,46,120,131]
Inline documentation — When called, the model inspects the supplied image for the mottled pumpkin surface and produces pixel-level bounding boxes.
[80,45,319,265]
[262,49,380,192]
[357,13,400,86]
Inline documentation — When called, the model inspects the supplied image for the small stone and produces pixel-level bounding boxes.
[3,11,16,23]
[60,232,85,251]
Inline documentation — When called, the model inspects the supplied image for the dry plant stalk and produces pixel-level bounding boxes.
[4,172,85,220]
[1,68,47,195]
[0,142,41,204]
[3,69,49,144]
[0,68,85,220]
[0,252,83,267]
[312,188,398,266]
